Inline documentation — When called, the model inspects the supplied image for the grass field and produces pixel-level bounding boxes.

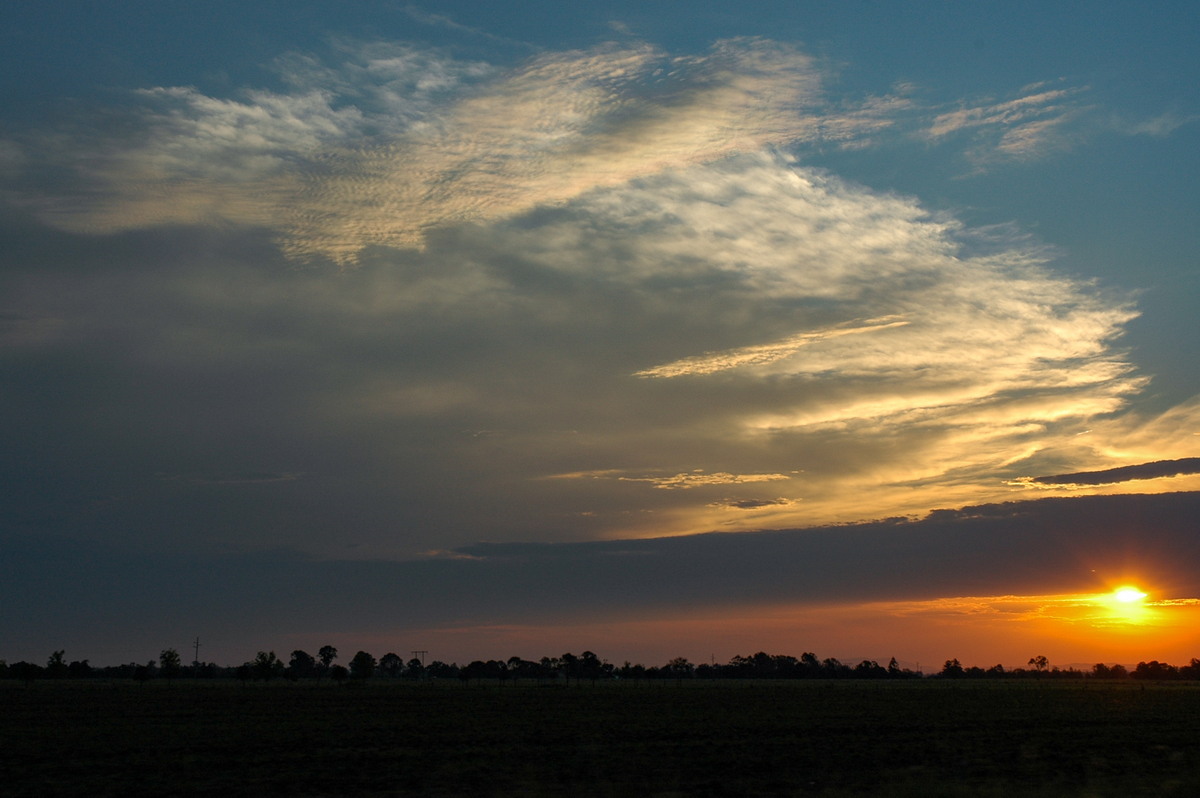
[3,679,1199,796]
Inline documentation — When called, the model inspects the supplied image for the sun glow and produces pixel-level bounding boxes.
[1114,586,1147,604]
[1102,585,1151,625]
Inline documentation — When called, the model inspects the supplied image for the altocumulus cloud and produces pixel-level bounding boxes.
[24,38,896,262]
[0,35,1193,566]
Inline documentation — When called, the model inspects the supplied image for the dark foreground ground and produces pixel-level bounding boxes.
[3,679,1199,796]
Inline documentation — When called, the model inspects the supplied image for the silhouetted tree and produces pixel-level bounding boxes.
[316,645,338,682]
[1132,660,1178,680]
[253,651,284,682]
[68,659,92,679]
[559,653,579,685]
[578,651,605,684]
[772,654,801,678]
[329,664,349,685]
[288,649,317,680]
[379,652,403,678]
[405,657,426,679]
[1028,655,1049,674]
[940,658,964,679]
[46,650,68,679]
[666,657,694,681]
[854,659,888,679]
[460,660,493,685]
[506,657,546,683]
[159,649,182,683]
[349,651,377,681]
[822,657,851,678]
[619,661,645,682]
[10,661,42,685]
[425,660,456,680]
[134,661,156,685]
[190,661,220,679]
[751,652,776,678]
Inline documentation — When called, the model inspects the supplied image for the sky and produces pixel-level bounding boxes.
[2,1,1199,671]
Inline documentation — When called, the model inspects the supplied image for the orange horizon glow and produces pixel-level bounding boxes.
[312,587,1200,673]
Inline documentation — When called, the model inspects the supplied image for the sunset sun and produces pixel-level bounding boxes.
[1114,586,1147,604]
[1100,584,1154,625]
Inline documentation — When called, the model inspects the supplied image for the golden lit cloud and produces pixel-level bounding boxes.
[634,317,909,378]
[28,38,905,264]
[619,471,792,490]
[549,469,791,490]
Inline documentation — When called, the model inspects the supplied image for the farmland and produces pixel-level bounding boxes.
[3,679,1199,796]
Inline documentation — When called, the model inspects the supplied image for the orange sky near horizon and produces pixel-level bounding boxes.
[304,585,1200,673]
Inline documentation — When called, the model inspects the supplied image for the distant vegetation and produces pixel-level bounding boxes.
[4,647,1199,684]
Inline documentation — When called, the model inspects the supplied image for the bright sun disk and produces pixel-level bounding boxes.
[1114,586,1147,604]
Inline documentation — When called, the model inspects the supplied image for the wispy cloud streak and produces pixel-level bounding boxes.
[924,83,1089,166]
[635,317,909,378]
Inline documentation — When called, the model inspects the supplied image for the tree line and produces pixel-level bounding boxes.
[4,648,1200,685]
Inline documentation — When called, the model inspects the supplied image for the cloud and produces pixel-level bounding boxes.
[549,469,793,491]
[480,151,1143,532]
[1109,110,1199,138]
[1025,457,1200,487]
[399,4,536,49]
[4,491,1198,663]
[924,83,1089,167]
[634,317,909,378]
[926,87,1078,137]
[0,34,1189,559]
[709,498,799,510]
[618,471,792,490]
[18,38,901,263]
[0,145,1161,553]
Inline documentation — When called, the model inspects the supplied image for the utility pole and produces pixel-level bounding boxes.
[192,637,201,666]
[411,650,427,668]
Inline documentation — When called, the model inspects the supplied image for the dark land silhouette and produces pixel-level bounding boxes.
[5,646,1199,685]
[4,661,1200,797]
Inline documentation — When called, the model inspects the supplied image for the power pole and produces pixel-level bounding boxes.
[192,637,201,666]
[411,650,427,668]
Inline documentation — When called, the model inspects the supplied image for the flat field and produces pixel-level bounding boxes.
[3,679,1199,796]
